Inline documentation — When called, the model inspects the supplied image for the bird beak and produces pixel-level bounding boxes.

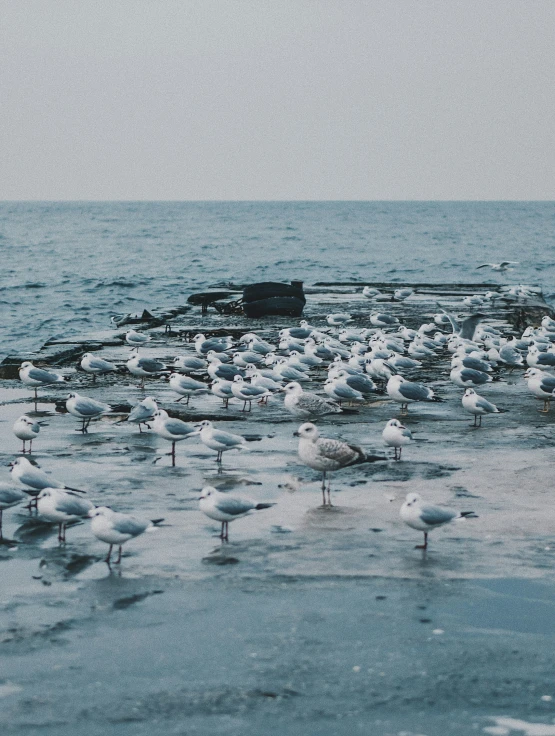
[293,431,299,437]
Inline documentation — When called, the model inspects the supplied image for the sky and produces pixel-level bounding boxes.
[1,0,554,200]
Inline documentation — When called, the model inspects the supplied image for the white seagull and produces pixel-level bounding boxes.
[198,486,275,541]
[126,352,168,388]
[151,409,198,466]
[19,361,66,400]
[382,418,412,460]
[477,261,519,272]
[195,420,249,463]
[13,415,41,453]
[80,353,118,382]
[10,457,86,500]
[37,488,94,542]
[66,393,111,433]
[125,329,151,347]
[400,492,476,549]
[168,373,209,404]
[89,506,160,564]
[462,388,505,427]
[124,396,158,432]
[386,375,441,415]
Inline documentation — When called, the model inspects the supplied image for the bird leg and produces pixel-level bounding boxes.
[0,509,3,539]
[398,447,402,460]
[223,398,229,409]
[92,374,97,384]
[58,522,65,543]
[478,415,482,427]
[115,545,123,564]
[29,439,33,453]
[326,479,333,507]
[105,544,113,563]
[415,532,428,549]
[171,442,176,467]
[400,404,408,416]
[216,451,222,463]
[321,472,327,506]
[539,399,550,413]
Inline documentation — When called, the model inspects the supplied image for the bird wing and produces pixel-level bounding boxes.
[164,419,195,436]
[297,393,340,414]
[476,263,494,269]
[315,438,360,465]
[27,367,62,382]
[214,496,255,516]
[112,514,149,536]
[211,430,244,446]
[436,306,459,334]
[474,396,497,412]
[88,357,114,370]
[128,405,152,422]
[74,397,110,415]
[398,382,431,401]
[56,494,94,516]
[138,359,165,371]
[540,376,555,392]
[459,368,489,384]
[418,505,457,526]
[459,315,484,341]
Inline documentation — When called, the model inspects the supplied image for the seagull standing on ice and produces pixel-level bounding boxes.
[19,361,66,400]
[66,393,111,433]
[13,415,40,453]
[89,506,159,564]
[195,420,249,464]
[400,492,476,549]
[198,486,275,542]
[295,422,384,506]
[382,419,412,460]
[461,388,505,427]
[37,488,94,542]
[80,353,118,382]
[386,375,441,415]
[151,409,198,466]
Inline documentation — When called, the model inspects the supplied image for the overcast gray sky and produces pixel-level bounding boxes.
[1,0,554,200]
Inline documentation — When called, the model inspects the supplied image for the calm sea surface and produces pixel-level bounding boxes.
[1,201,554,359]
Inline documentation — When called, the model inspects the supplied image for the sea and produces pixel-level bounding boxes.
[1,200,554,360]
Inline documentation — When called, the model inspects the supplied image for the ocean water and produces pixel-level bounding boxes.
[1,201,554,359]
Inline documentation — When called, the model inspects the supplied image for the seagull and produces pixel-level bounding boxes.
[207,356,244,381]
[88,506,158,563]
[66,393,111,433]
[382,418,412,460]
[126,352,168,388]
[210,378,234,408]
[196,420,249,464]
[362,286,381,299]
[198,486,275,542]
[393,288,413,301]
[400,492,476,549]
[19,361,66,400]
[462,388,505,427]
[477,261,519,272]
[370,313,399,327]
[10,457,86,500]
[124,396,158,432]
[231,375,271,411]
[326,313,352,326]
[80,353,118,382]
[0,484,27,537]
[151,409,198,466]
[194,333,234,355]
[386,375,441,415]
[13,415,41,453]
[437,310,487,341]
[282,382,341,419]
[324,378,364,405]
[168,373,209,404]
[450,366,492,389]
[37,488,94,542]
[172,355,207,374]
[125,329,151,348]
[526,345,555,370]
[524,368,555,413]
[295,422,384,506]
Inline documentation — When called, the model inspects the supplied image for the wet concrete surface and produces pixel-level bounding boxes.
[1,284,555,735]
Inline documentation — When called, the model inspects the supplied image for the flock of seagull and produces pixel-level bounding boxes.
[4,286,555,560]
